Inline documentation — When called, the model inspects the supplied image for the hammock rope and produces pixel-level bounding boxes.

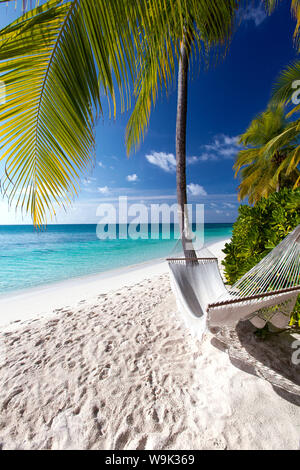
[167,225,300,336]
[216,225,300,303]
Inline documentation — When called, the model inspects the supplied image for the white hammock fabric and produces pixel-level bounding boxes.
[168,225,300,339]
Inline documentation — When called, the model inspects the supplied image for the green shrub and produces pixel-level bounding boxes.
[290,301,300,327]
[222,188,300,325]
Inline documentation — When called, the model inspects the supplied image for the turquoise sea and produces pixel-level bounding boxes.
[0,223,232,295]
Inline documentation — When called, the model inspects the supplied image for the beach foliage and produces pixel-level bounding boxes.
[222,188,300,324]
[234,1,300,205]
[267,62,300,191]
[265,0,300,193]
[235,106,300,204]
[223,188,300,284]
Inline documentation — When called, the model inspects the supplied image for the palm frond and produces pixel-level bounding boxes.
[271,60,300,112]
[263,0,279,13]
[270,3,300,108]
[287,144,300,175]
[0,1,85,226]
[0,0,139,226]
[263,120,300,156]
[291,0,300,47]
[235,105,299,202]
[0,0,251,223]
[126,0,241,154]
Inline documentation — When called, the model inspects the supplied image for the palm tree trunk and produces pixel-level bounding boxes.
[176,37,197,260]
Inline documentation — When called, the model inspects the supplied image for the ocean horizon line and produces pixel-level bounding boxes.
[0,222,234,226]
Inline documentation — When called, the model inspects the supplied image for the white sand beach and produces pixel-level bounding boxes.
[0,240,299,450]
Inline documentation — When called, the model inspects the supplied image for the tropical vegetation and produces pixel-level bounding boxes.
[222,188,300,327]
[233,1,300,205]
[226,1,300,328]
[223,188,300,284]
[266,0,300,187]
[234,105,300,203]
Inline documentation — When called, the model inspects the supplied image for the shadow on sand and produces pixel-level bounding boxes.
[210,321,300,406]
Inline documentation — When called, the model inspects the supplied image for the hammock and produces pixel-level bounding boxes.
[167,225,300,339]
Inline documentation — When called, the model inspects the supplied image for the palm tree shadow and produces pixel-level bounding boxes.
[210,321,300,406]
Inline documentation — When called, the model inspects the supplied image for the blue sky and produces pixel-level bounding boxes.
[0,1,298,224]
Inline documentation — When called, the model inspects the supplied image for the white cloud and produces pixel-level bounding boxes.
[223,202,236,209]
[127,174,138,182]
[198,153,219,162]
[145,151,176,173]
[145,151,209,170]
[187,156,199,165]
[98,186,110,195]
[187,183,207,197]
[82,177,96,186]
[200,134,242,161]
[98,161,105,168]
[242,4,267,27]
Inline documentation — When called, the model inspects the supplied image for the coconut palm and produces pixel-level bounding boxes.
[261,1,300,190]
[262,0,300,190]
[261,60,300,190]
[234,105,300,204]
[125,4,241,257]
[0,0,241,262]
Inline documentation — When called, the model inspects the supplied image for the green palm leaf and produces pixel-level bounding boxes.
[126,0,240,154]
[0,0,139,226]
[0,0,243,225]
[272,60,300,113]
[235,106,300,203]
[0,1,98,225]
